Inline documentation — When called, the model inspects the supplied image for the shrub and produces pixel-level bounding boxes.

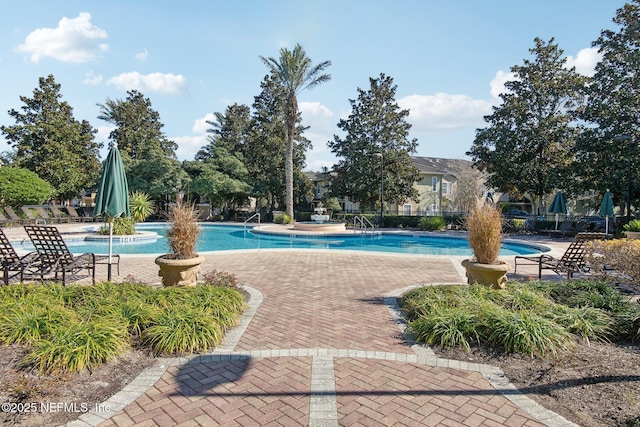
[202,270,239,288]
[0,167,55,206]
[0,282,247,371]
[465,203,503,264]
[274,212,292,224]
[142,306,223,355]
[129,191,155,222]
[419,216,445,231]
[166,201,200,258]
[410,306,478,351]
[486,311,573,357]
[402,282,625,357]
[623,219,640,232]
[587,239,640,288]
[24,321,128,373]
[98,217,136,235]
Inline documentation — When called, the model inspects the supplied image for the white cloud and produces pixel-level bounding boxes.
[489,70,516,99]
[173,135,207,160]
[398,93,492,131]
[192,113,217,134]
[565,47,601,77]
[135,48,149,61]
[83,71,103,85]
[106,72,188,95]
[299,101,338,170]
[16,12,108,63]
[169,114,217,160]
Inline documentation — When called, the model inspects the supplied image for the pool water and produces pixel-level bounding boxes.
[26,224,545,256]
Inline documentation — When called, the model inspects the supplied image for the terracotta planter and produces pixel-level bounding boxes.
[461,259,509,289]
[625,231,640,240]
[155,254,205,287]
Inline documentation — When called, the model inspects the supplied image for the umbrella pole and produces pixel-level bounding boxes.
[555,213,559,230]
[606,216,609,235]
[108,219,113,281]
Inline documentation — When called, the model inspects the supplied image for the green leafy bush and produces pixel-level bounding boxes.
[129,191,155,222]
[0,166,55,206]
[98,217,136,235]
[419,216,445,231]
[274,212,292,224]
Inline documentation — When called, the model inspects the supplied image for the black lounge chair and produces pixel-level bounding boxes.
[23,225,95,285]
[514,232,606,279]
[0,228,40,285]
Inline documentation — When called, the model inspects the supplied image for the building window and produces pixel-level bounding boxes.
[431,203,437,213]
[442,182,449,195]
[431,177,437,192]
[403,204,412,215]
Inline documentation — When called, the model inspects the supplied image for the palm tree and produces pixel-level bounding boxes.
[260,44,331,220]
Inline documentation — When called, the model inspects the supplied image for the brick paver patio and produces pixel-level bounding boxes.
[2,225,577,426]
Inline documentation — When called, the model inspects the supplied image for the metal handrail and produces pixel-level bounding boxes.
[244,213,260,232]
[353,215,374,234]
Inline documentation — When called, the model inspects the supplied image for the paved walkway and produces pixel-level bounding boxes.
[3,225,579,426]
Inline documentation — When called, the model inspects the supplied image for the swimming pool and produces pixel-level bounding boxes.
[22,224,546,256]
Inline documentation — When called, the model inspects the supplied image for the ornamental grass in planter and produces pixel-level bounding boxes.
[155,201,204,286]
[461,203,509,289]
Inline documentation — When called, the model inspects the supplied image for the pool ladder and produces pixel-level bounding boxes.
[353,215,375,234]
[244,213,260,232]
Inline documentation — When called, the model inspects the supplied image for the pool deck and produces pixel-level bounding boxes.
[2,223,583,427]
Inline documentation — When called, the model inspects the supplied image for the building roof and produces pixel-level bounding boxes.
[411,156,472,177]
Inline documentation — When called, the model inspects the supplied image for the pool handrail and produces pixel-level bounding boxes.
[353,215,374,234]
[244,213,260,232]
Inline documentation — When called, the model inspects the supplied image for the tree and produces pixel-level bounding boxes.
[186,146,252,216]
[126,150,189,203]
[244,74,313,212]
[196,103,251,160]
[449,160,488,213]
[1,75,101,200]
[0,166,55,206]
[97,90,178,160]
[260,44,331,220]
[98,90,185,203]
[575,1,640,212]
[328,73,420,210]
[467,38,587,213]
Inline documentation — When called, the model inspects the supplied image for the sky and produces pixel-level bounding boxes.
[0,0,628,171]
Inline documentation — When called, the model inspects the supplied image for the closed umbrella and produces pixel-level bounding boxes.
[599,189,614,235]
[94,143,130,281]
[548,191,567,230]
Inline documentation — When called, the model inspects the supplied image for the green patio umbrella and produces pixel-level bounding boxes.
[599,189,614,234]
[94,143,130,281]
[548,191,567,230]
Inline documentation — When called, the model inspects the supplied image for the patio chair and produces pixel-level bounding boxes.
[0,210,13,227]
[23,225,95,285]
[34,206,54,224]
[546,220,588,239]
[49,205,73,223]
[65,206,94,222]
[514,232,606,279]
[0,228,40,285]
[21,207,41,223]
[4,206,31,225]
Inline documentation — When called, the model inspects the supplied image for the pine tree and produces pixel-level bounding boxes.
[1,75,101,201]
